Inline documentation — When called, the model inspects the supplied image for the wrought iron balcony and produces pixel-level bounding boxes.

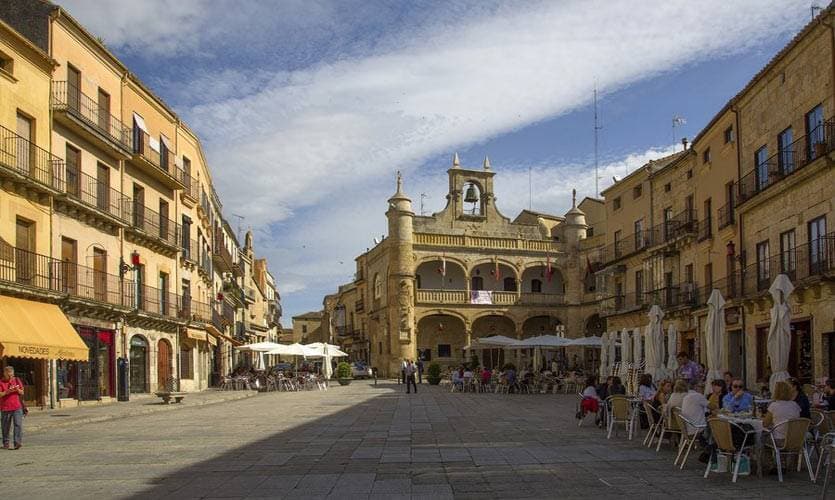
[601,229,655,264]
[127,201,180,249]
[739,232,835,297]
[135,283,182,319]
[697,215,713,242]
[51,81,132,154]
[717,202,735,230]
[62,166,131,223]
[738,119,835,205]
[0,124,64,192]
[179,296,212,323]
[130,129,186,189]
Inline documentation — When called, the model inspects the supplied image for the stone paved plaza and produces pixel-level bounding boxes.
[0,381,824,499]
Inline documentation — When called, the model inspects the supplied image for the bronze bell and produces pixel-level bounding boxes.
[464,184,479,203]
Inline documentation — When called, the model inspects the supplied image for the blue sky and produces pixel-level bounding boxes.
[59,0,815,324]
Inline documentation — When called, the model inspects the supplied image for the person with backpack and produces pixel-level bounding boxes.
[0,365,26,450]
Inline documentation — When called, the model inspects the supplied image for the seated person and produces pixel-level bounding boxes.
[722,379,754,413]
[638,374,656,401]
[653,380,672,411]
[580,376,600,415]
[786,378,811,419]
[825,379,835,409]
[480,368,492,385]
[707,379,728,412]
[451,369,463,389]
[666,379,690,412]
[763,381,801,443]
[680,381,709,433]
[608,376,626,396]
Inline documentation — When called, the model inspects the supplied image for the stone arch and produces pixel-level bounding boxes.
[520,314,563,338]
[470,259,519,292]
[416,313,467,367]
[520,264,565,294]
[584,314,605,337]
[415,258,467,290]
[471,314,517,339]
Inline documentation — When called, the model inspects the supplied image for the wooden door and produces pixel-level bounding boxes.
[159,200,169,241]
[132,184,145,230]
[67,65,81,111]
[157,339,172,391]
[15,217,35,286]
[61,237,77,295]
[15,112,33,175]
[93,248,107,302]
[65,145,80,197]
[97,88,110,132]
[96,163,110,211]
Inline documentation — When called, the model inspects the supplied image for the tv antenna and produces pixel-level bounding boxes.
[593,83,603,198]
[231,214,245,241]
[811,3,822,20]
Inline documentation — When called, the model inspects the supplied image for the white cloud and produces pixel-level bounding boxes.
[57,0,812,320]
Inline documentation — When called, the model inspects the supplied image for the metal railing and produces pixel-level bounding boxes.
[222,301,235,325]
[0,244,134,307]
[51,82,131,150]
[180,296,212,323]
[135,283,181,319]
[718,202,735,229]
[182,170,199,200]
[602,229,655,264]
[129,202,180,247]
[738,120,835,205]
[213,226,235,270]
[0,124,65,191]
[182,239,199,262]
[649,209,699,246]
[64,166,131,222]
[131,129,185,184]
[739,233,835,296]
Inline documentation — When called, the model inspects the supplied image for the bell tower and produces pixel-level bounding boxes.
[385,171,415,376]
[446,154,504,222]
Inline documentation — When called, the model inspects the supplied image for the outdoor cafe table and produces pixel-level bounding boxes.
[716,413,765,478]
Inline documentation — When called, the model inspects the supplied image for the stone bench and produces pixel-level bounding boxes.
[154,392,186,404]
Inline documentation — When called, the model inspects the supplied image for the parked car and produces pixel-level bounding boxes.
[351,362,373,379]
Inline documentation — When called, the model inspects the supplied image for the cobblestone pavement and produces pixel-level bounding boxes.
[0,381,823,499]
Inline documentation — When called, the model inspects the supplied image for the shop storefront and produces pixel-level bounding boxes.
[129,335,150,393]
[0,296,89,409]
[56,328,116,401]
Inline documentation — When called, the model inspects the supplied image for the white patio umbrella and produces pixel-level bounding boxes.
[607,330,617,377]
[509,335,572,348]
[237,341,285,370]
[666,324,679,373]
[632,327,643,370]
[619,328,631,378]
[598,331,609,378]
[644,305,665,382]
[704,289,727,394]
[476,335,519,346]
[568,336,603,346]
[767,274,795,394]
[304,342,348,379]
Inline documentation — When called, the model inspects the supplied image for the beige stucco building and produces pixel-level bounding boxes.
[0,1,281,407]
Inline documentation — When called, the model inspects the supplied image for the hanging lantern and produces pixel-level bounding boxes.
[464,184,479,203]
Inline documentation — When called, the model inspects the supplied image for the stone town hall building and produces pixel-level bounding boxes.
[324,156,607,377]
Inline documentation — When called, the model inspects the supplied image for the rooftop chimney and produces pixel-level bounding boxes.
[681,137,688,150]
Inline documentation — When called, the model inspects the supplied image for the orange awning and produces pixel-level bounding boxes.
[0,296,88,361]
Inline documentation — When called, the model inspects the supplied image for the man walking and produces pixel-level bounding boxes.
[0,366,25,450]
[405,360,418,394]
[400,359,407,385]
[416,358,424,384]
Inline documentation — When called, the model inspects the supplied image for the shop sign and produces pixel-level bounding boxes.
[16,345,50,356]
[725,308,740,325]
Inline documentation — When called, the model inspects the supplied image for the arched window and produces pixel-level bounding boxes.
[373,274,383,299]
[503,277,517,292]
[531,279,542,293]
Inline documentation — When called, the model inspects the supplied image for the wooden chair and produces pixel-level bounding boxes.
[606,395,633,440]
[765,417,813,482]
[674,408,707,469]
[704,417,757,483]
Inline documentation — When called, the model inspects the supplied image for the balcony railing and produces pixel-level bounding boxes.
[182,239,199,262]
[0,244,134,308]
[222,301,235,325]
[51,82,132,151]
[718,202,735,230]
[602,229,655,264]
[649,209,699,246]
[129,202,180,247]
[0,124,64,191]
[199,248,213,277]
[738,119,835,205]
[63,166,131,222]
[179,296,212,323]
[182,170,199,200]
[414,289,564,306]
[131,129,185,184]
[135,283,181,319]
[740,233,835,296]
[213,227,235,271]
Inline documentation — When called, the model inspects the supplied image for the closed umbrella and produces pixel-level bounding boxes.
[644,305,665,382]
[607,330,617,377]
[767,274,794,394]
[619,328,631,378]
[599,331,609,378]
[704,289,727,394]
[632,327,642,370]
[666,324,678,373]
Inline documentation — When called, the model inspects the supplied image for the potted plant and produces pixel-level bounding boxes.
[336,362,352,385]
[426,362,442,385]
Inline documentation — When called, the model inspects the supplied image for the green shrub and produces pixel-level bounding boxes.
[427,362,442,385]
[336,361,352,379]
[469,353,480,370]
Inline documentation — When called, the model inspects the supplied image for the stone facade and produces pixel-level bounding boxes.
[599,7,835,386]
[327,159,606,377]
